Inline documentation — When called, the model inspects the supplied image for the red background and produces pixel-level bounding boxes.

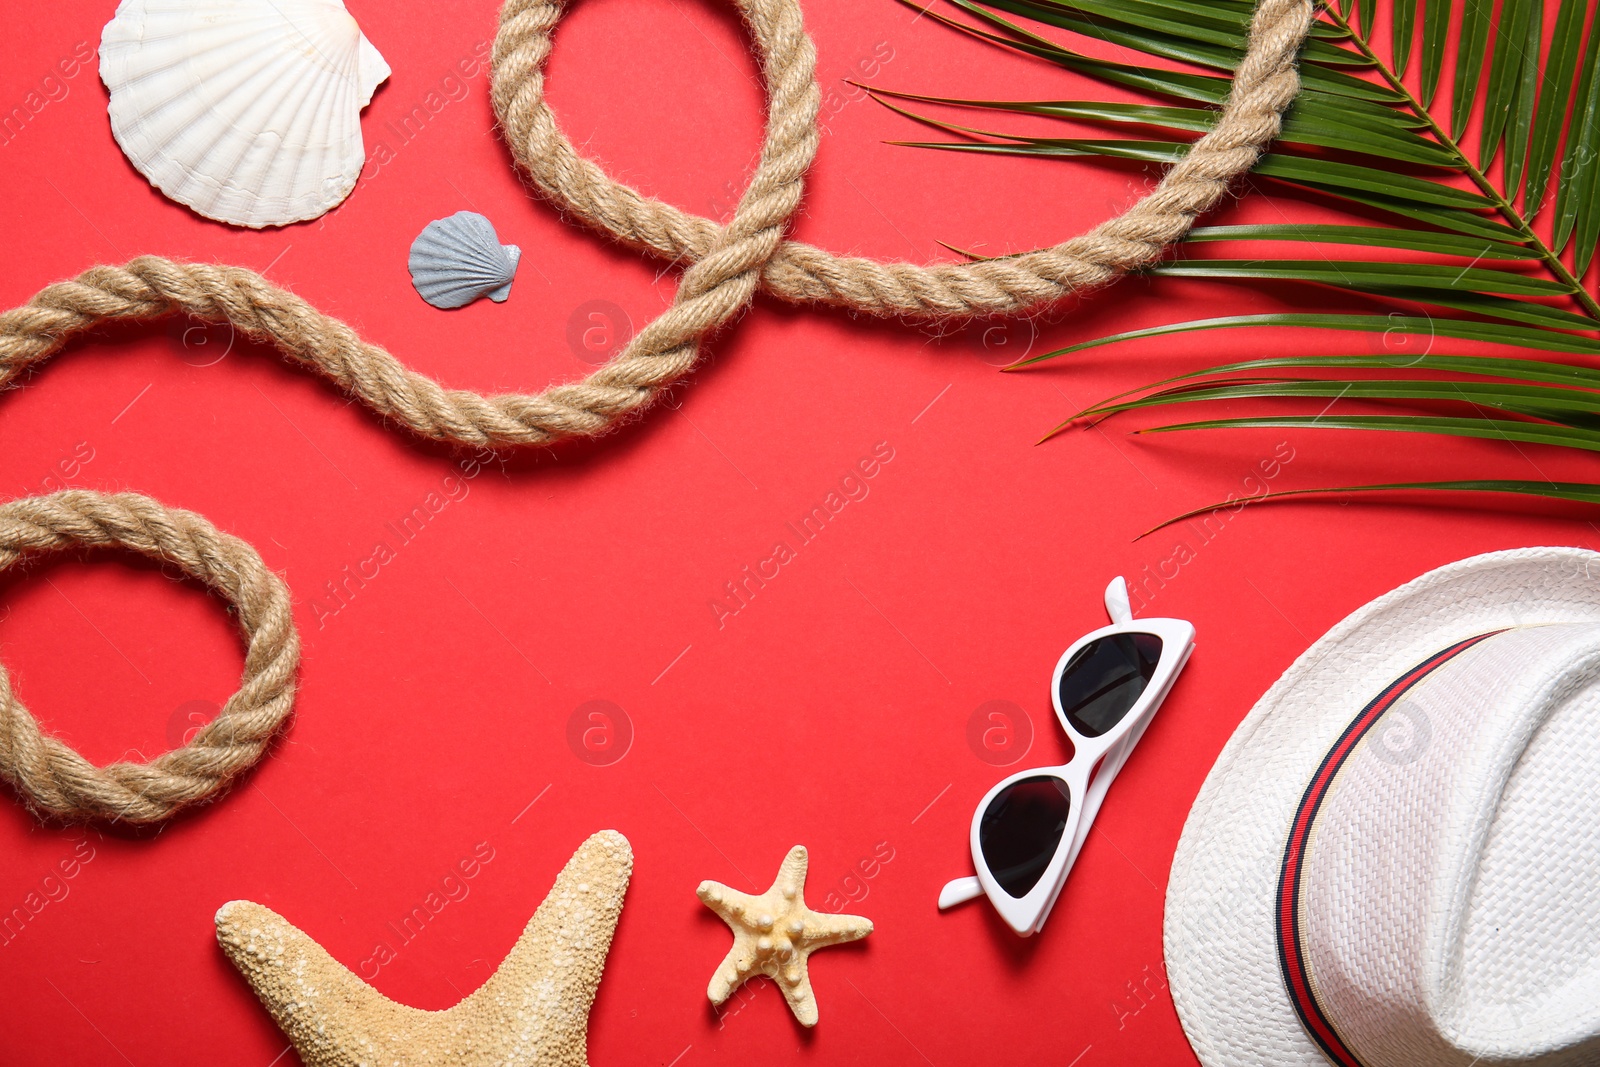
[0,2,1593,1065]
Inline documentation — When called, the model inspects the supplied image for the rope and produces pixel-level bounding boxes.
[0,0,1313,448]
[493,0,1314,318]
[0,491,299,824]
[0,0,1311,821]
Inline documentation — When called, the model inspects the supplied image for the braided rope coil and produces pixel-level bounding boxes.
[0,492,299,824]
[0,0,1313,449]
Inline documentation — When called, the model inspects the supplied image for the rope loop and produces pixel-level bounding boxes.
[0,0,1313,823]
[492,0,1315,317]
[0,0,1311,449]
[0,491,299,824]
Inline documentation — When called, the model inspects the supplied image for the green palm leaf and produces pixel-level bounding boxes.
[1139,414,1600,453]
[887,0,1600,524]
[1419,0,1450,104]
[1183,225,1537,259]
[1351,287,1598,330]
[1060,356,1600,434]
[1392,0,1417,76]
[1011,315,1600,366]
[1526,0,1589,214]
[1502,0,1542,196]
[1080,378,1600,425]
[1147,260,1573,296]
[1453,0,1496,137]
[1179,354,1600,388]
[1144,481,1600,535]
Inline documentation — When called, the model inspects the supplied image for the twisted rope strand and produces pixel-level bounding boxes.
[0,0,1310,450]
[0,491,299,824]
[494,0,1314,316]
[0,0,1309,823]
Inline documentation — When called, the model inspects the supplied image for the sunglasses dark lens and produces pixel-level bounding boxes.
[979,776,1073,898]
[1058,633,1164,738]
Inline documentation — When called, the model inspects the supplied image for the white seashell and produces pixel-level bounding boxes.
[408,212,523,309]
[99,0,391,229]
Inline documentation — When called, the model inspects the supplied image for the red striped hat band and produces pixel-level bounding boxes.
[1273,631,1504,1067]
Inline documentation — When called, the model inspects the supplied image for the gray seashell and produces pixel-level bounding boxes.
[408,212,522,309]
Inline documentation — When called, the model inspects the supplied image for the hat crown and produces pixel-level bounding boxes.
[1300,623,1600,1066]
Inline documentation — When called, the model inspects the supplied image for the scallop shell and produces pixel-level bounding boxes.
[99,0,390,229]
[408,212,523,309]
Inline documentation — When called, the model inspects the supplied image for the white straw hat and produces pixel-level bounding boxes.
[1165,547,1600,1067]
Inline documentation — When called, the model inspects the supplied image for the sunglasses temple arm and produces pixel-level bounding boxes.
[1104,576,1134,625]
[939,876,985,909]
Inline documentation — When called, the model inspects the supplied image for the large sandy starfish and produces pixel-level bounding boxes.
[215,830,632,1066]
[697,844,872,1026]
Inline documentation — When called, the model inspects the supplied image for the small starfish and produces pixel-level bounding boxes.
[697,844,872,1026]
[216,830,632,1066]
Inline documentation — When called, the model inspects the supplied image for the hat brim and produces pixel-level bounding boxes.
[1163,547,1600,1067]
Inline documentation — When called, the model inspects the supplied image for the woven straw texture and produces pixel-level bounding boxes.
[1164,548,1600,1067]
[1304,626,1600,1065]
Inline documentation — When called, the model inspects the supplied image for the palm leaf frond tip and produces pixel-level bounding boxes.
[890,0,1600,523]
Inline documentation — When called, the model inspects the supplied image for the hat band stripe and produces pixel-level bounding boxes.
[1274,631,1502,1067]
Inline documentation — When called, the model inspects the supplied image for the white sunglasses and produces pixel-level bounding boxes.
[938,576,1194,936]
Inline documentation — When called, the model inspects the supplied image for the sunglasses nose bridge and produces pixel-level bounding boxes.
[1048,709,1082,766]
